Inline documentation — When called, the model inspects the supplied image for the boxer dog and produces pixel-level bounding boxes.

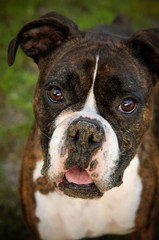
[8,12,159,240]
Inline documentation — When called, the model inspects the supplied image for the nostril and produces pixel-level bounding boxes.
[88,133,102,150]
[69,130,79,148]
[88,134,96,144]
[69,129,79,139]
[88,132,103,143]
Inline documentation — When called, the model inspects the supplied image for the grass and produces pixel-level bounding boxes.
[0,0,159,239]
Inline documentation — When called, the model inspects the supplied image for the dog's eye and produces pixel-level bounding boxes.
[118,98,136,114]
[48,87,63,102]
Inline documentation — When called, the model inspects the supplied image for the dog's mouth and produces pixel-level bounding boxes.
[55,166,103,199]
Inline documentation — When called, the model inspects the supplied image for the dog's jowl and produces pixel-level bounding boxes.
[8,12,159,240]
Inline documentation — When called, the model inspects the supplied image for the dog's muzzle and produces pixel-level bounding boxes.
[54,118,105,199]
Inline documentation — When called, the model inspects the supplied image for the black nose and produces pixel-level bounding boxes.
[68,118,104,152]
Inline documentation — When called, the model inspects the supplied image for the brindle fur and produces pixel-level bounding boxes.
[8,12,159,240]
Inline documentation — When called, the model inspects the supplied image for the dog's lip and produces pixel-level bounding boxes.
[55,166,93,186]
[57,176,103,199]
[55,166,103,198]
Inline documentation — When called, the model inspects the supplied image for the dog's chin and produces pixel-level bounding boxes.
[55,167,104,199]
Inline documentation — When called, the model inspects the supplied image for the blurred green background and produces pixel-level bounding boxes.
[0,0,159,239]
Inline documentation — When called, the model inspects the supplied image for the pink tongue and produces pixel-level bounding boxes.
[65,167,93,184]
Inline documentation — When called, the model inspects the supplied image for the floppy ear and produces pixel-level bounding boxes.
[8,12,81,66]
[124,28,159,83]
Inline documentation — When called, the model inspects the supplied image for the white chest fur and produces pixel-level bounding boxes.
[33,155,142,240]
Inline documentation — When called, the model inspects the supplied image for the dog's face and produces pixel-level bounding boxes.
[8,12,159,199]
[35,43,153,199]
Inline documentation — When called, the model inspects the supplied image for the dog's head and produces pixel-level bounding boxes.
[8,12,159,199]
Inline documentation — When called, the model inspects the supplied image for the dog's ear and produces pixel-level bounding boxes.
[124,28,159,84]
[8,12,81,66]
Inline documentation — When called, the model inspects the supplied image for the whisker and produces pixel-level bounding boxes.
[40,130,51,140]
[41,164,51,176]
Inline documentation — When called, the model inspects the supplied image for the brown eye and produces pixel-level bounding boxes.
[119,98,136,114]
[48,87,63,102]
